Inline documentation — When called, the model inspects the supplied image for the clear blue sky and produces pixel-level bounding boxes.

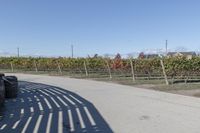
[0,0,200,57]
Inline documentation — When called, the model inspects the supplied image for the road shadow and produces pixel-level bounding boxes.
[0,81,113,133]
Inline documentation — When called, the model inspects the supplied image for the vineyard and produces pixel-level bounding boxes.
[0,55,200,85]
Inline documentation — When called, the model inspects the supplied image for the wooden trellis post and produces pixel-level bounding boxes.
[105,60,112,79]
[160,60,169,85]
[10,62,14,72]
[129,59,135,82]
[84,61,88,76]
[34,60,38,73]
[57,61,62,75]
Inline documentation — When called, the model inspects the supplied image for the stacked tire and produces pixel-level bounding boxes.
[0,74,18,106]
[4,76,18,98]
[0,75,5,106]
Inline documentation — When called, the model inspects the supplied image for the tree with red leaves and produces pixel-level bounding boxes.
[138,52,145,59]
[112,53,123,69]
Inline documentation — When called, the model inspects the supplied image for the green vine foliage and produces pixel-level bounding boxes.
[0,56,199,77]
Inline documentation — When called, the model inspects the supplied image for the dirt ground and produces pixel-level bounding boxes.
[90,77,200,98]
[130,84,200,98]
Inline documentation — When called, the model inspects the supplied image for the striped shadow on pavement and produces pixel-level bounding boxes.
[0,81,113,133]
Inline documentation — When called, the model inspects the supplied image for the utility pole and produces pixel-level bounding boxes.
[17,47,19,58]
[71,44,74,58]
[165,40,168,55]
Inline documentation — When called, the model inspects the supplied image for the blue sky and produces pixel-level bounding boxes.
[0,0,200,57]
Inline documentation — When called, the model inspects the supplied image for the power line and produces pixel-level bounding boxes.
[71,45,74,58]
[165,40,168,54]
[17,47,20,58]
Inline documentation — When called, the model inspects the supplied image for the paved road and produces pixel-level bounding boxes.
[0,80,112,133]
[2,74,200,133]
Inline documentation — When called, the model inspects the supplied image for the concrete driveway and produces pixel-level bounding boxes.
[2,73,200,133]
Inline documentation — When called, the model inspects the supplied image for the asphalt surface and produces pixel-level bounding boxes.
[0,77,112,133]
[1,73,200,133]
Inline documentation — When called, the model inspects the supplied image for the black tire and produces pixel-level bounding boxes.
[0,73,5,77]
[4,76,18,98]
[0,77,5,106]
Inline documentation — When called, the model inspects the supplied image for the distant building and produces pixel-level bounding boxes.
[167,52,196,59]
[144,54,159,59]
[138,52,159,59]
